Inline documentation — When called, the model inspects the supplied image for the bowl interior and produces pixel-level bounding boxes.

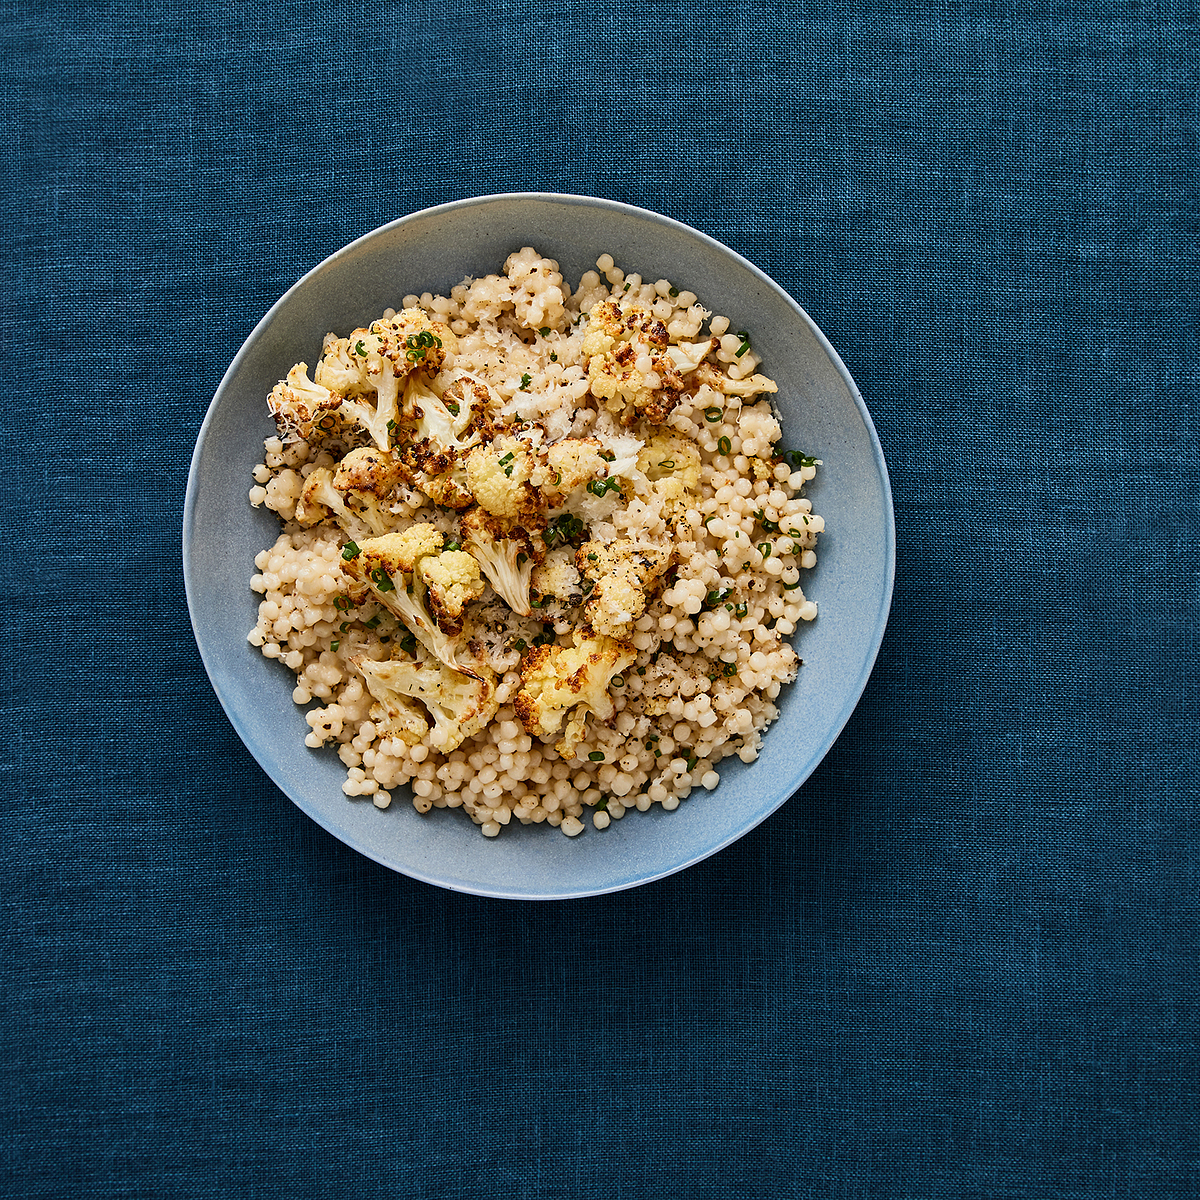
[183,194,894,899]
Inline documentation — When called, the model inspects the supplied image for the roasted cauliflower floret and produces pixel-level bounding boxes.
[694,359,778,399]
[576,538,673,639]
[267,363,342,443]
[342,527,485,672]
[459,505,544,616]
[355,656,498,753]
[531,546,582,606]
[394,372,497,508]
[311,309,454,450]
[513,632,637,758]
[463,431,541,523]
[417,549,486,633]
[294,447,407,539]
[532,436,608,501]
[582,300,716,424]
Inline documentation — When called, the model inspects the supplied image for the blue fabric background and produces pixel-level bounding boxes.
[3,0,1197,1196]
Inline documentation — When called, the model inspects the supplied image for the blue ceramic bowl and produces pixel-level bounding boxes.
[183,193,894,899]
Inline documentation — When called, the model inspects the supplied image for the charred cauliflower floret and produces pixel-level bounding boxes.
[582,300,716,424]
[459,505,545,616]
[267,363,342,443]
[310,309,454,450]
[355,656,498,753]
[513,632,637,758]
[575,538,673,639]
[342,527,485,673]
[294,447,407,539]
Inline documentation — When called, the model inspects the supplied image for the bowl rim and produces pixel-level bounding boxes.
[183,192,896,897]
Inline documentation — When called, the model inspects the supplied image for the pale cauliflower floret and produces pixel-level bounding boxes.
[513,632,637,757]
[458,505,544,616]
[463,432,540,523]
[576,538,673,638]
[635,433,703,518]
[737,403,783,458]
[355,657,498,753]
[267,363,342,443]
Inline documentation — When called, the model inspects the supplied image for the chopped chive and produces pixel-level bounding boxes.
[443,540,460,552]
[723,661,738,677]
[735,330,751,357]
[549,352,558,361]
[354,340,367,356]
[783,579,804,590]
[611,675,625,687]
[370,567,395,592]
[341,541,361,561]
[445,400,460,416]
[363,614,382,629]
[669,286,679,297]
[704,407,722,422]
[735,602,748,617]
[658,459,676,468]
[717,436,732,455]
[538,326,551,336]
[513,638,527,651]
[519,373,531,390]
[330,640,339,651]
[334,595,353,611]
[588,751,605,762]
[759,543,772,558]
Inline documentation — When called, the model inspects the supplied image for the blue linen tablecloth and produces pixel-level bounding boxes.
[3,1,1197,1196]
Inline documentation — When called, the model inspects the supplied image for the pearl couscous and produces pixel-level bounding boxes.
[248,249,823,836]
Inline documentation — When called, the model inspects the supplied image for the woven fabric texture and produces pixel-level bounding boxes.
[2,0,1197,1196]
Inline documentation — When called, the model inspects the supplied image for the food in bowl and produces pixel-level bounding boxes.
[246,248,824,837]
